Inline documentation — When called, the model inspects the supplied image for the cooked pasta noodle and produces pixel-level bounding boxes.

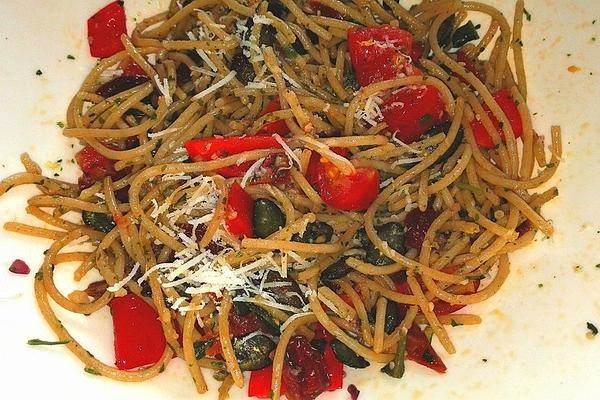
[1,0,561,398]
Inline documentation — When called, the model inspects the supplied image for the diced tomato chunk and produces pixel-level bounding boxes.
[75,145,118,189]
[283,336,330,400]
[404,205,442,249]
[123,61,146,77]
[306,149,379,211]
[347,26,414,87]
[87,1,127,58]
[455,51,485,82]
[381,85,448,144]
[308,0,344,19]
[470,89,523,149]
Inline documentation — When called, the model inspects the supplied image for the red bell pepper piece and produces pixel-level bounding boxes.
[430,265,481,315]
[347,26,414,87]
[248,366,287,398]
[306,149,379,211]
[256,97,290,137]
[87,1,127,58]
[224,182,254,238]
[110,293,166,370]
[123,61,146,77]
[381,85,448,144]
[406,324,447,373]
[410,41,426,65]
[323,343,343,391]
[433,280,480,315]
[185,136,281,160]
[470,89,523,149]
[185,135,282,177]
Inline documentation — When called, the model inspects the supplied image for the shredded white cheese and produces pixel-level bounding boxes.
[107,263,140,293]
[273,134,302,169]
[240,157,266,188]
[186,31,217,71]
[153,74,173,106]
[279,312,314,332]
[191,71,237,100]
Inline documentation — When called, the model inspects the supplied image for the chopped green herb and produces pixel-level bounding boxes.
[35,69,43,76]
[84,366,101,375]
[419,113,432,125]
[587,322,598,336]
[567,53,572,57]
[595,264,600,269]
[450,319,463,327]
[282,44,299,59]
[482,358,488,362]
[452,21,480,48]
[382,327,407,378]
[27,338,70,346]
[592,37,597,42]
[56,121,65,128]
[456,182,483,194]
[82,211,116,233]
[67,54,76,60]
[515,39,524,46]
[537,283,543,288]
[523,8,532,21]
[546,162,556,168]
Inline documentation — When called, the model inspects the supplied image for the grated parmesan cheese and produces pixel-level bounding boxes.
[279,312,314,332]
[107,263,140,293]
[153,74,173,106]
[191,71,237,101]
[186,31,217,71]
[240,157,265,188]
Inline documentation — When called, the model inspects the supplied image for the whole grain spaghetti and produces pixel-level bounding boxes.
[1,0,561,399]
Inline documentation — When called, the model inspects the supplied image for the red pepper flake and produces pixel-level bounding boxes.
[9,259,30,275]
[347,384,360,400]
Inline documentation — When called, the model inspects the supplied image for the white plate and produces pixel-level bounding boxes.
[1,1,600,399]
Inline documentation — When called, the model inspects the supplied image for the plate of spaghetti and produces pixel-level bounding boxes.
[2,0,600,399]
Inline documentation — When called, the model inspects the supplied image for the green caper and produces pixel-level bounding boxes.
[437,14,456,48]
[422,122,465,166]
[384,301,400,334]
[292,221,334,244]
[331,339,370,369]
[260,270,305,309]
[356,223,405,266]
[229,53,255,85]
[234,333,276,371]
[246,304,280,334]
[253,198,286,238]
[193,340,213,360]
[82,211,115,233]
[321,257,351,281]
[381,328,407,379]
